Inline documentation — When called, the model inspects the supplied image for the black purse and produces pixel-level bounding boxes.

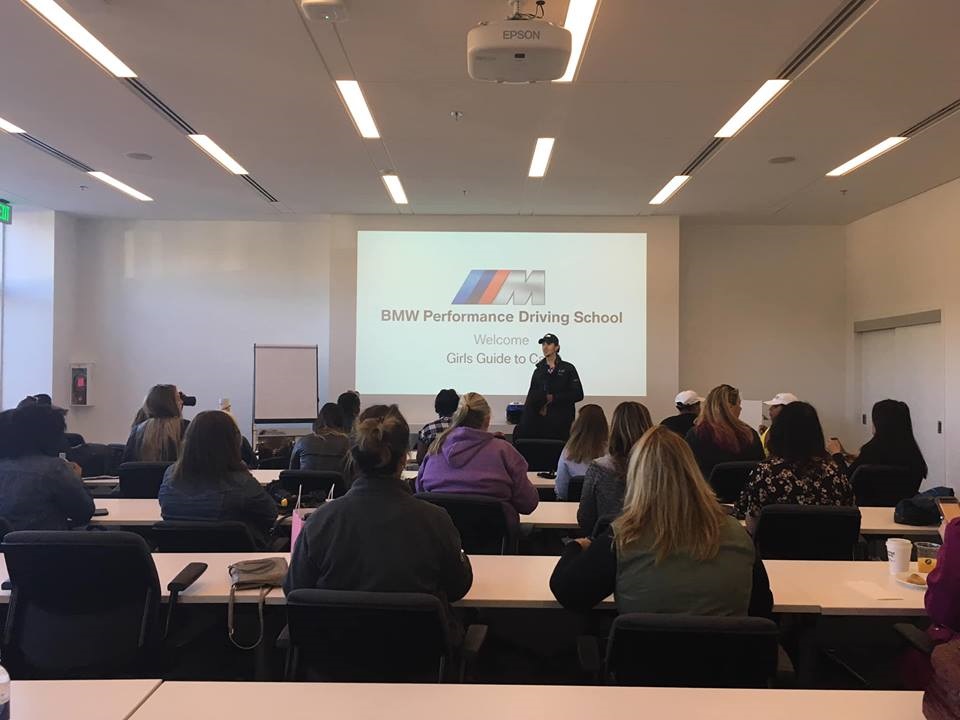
[894,486,955,526]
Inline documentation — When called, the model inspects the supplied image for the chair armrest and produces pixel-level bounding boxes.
[168,562,207,593]
[775,644,796,688]
[463,623,487,660]
[275,624,290,650]
[576,634,603,683]
[894,623,935,655]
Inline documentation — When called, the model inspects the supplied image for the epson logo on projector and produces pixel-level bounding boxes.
[453,270,545,306]
[502,29,540,40]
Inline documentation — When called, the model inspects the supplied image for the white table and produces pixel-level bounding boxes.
[129,681,923,720]
[12,679,161,720]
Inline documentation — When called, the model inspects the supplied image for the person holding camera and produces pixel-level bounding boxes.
[123,384,193,462]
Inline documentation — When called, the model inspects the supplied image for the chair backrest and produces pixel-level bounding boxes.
[605,613,780,687]
[278,469,340,497]
[2,530,161,678]
[851,464,921,507]
[754,504,862,560]
[151,520,258,552]
[285,588,452,682]
[118,461,173,499]
[708,461,760,503]
[256,456,288,470]
[566,475,586,503]
[63,433,86,449]
[513,439,565,472]
[0,517,12,543]
[415,492,514,554]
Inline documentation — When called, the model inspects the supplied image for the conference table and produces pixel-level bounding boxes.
[89,498,940,537]
[12,679,161,720]
[0,551,928,616]
[128,682,924,720]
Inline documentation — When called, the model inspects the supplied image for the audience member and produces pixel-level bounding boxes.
[416,392,538,515]
[290,402,350,474]
[16,393,54,409]
[551,426,772,616]
[685,384,763,479]
[759,392,799,453]
[0,405,95,530]
[337,391,361,434]
[159,411,277,548]
[577,401,652,533]
[827,399,928,486]
[417,389,460,463]
[660,390,703,437]
[556,404,608,501]
[123,384,189,462]
[735,401,853,530]
[284,405,472,628]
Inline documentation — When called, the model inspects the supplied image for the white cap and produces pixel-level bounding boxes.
[765,392,799,407]
[675,390,704,406]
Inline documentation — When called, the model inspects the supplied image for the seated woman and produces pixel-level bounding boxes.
[337,391,361,435]
[290,402,350,473]
[685,384,763,480]
[284,405,472,612]
[123,384,190,462]
[416,392,538,515]
[555,404,608,501]
[734,401,853,531]
[551,426,771,616]
[827,399,928,488]
[158,411,277,548]
[577,402,652,534]
[0,405,95,530]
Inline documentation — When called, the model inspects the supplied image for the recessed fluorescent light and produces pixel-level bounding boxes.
[0,116,25,134]
[555,0,600,83]
[826,136,908,177]
[715,79,789,138]
[22,0,136,78]
[335,81,381,139]
[381,174,408,204]
[187,134,248,175]
[528,137,555,177]
[649,175,690,205]
[88,171,152,202]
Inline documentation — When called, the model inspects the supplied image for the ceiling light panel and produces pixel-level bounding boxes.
[381,174,408,204]
[528,138,555,178]
[336,81,381,139]
[825,137,908,177]
[88,171,153,201]
[715,79,789,138]
[649,175,690,205]
[0,117,26,134]
[555,0,600,83]
[188,134,248,175]
[21,0,137,78]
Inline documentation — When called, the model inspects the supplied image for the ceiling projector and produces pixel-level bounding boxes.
[467,17,572,83]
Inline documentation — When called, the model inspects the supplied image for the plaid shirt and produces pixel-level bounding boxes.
[418,417,452,446]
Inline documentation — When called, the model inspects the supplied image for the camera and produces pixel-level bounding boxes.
[179,392,197,407]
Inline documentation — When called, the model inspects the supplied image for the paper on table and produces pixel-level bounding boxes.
[846,580,904,601]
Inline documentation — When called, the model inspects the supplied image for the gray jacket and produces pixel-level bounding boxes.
[577,455,625,534]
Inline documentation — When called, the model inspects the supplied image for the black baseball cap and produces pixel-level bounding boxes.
[538,333,559,345]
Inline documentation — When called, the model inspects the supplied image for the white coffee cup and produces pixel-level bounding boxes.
[886,537,912,574]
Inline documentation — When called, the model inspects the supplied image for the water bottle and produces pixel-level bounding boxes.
[0,662,10,720]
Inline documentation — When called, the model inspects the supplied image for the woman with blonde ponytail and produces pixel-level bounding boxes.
[417,392,538,515]
[550,426,772,617]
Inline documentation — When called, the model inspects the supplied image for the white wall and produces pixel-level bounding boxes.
[1,210,56,408]
[64,217,334,443]
[679,223,847,434]
[845,176,960,486]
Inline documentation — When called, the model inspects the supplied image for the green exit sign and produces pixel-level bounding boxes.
[0,202,10,225]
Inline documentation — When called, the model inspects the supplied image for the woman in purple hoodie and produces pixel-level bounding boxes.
[416,392,539,515]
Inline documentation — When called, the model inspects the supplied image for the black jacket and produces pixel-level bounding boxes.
[661,412,697,437]
[520,355,584,439]
[283,473,473,603]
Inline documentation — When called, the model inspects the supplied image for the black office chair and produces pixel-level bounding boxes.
[565,475,586,503]
[754,504,862,560]
[152,520,258,552]
[851,464,921,507]
[278,469,342,499]
[514,439,565,472]
[0,517,12,544]
[578,613,784,687]
[1,530,205,678]
[256,456,288,470]
[415,492,516,554]
[63,433,85,449]
[708,461,760,503]
[117,461,173,499]
[282,589,486,682]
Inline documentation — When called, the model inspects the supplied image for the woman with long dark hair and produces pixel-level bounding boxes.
[685,384,763,479]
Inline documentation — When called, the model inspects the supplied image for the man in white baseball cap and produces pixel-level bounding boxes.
[760,392,799,452]
[661,390,704,437]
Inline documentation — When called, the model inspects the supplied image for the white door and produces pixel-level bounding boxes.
[858,322,945,490]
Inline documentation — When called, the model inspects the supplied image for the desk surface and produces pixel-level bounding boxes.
[13,679,161,720]
[130,682,923,720]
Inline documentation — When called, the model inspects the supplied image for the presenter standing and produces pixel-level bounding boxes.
[519,333,584,440]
